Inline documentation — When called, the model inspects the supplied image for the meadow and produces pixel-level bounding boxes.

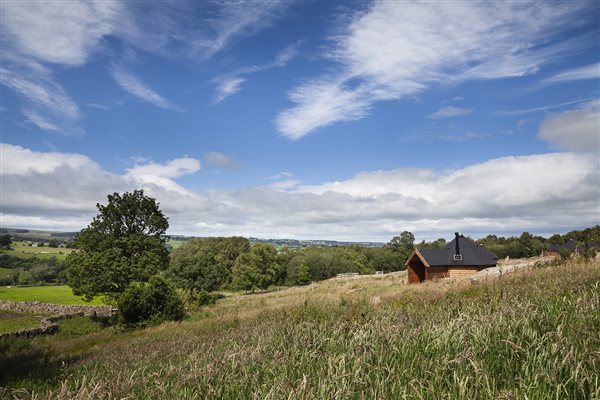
[2,242,74,262]
[0,311,47,334]
[1,258,599,399]
[0,286,104,305]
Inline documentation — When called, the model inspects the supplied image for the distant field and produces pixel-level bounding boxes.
[1,242,75,261]
[11,243,75,255]
[0,285,104,305]
[167,239,186,249]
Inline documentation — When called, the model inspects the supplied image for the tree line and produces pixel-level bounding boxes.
[40,190,598,328]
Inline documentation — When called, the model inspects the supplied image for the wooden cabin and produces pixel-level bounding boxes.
[405,233,498,284]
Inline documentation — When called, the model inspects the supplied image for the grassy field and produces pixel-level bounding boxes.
[0,285,104,305]
[0,311,47,334]
[1,258,599,398]
[1,242,75,262]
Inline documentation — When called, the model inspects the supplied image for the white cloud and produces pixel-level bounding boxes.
[0,1,292,131]
[0,144,203,220]
[0,144,97,175]
[0,64,83,135]
[0,0,121,66]
[499,97,596,115]
[213,42,299,103]
[126,158,201,179]
[538,100,600,152]
[275,1,593,139]
[213,77,247,104]
[539,63,600,86]
[429,106,474,119]
[266,172,294,180]
[114,1,292,62]
[0,1,124,133]
[273,43,300,67]
[2,144,597,241]
[269,179,302,191]
[110,65,182,111]
[204,151,238,170]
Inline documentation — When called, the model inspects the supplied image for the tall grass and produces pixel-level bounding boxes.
[2,259,599,399]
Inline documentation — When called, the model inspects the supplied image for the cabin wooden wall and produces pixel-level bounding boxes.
[428,266,449,280]
[447,266,482,278]
[407,259,427,284]
[407,266,420,284]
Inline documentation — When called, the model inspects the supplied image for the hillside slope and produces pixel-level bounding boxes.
[2,259,599,399]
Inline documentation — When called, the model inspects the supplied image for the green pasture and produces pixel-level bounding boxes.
[0,286,104,305]
[0,311,47,334]
[1,242,75,262]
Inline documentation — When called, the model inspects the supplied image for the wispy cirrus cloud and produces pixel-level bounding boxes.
[0,1,294,132]
[0,63,83,135]
[213,77,247,104]
[429,106,474,119]
[275,1,595,140]
[213,43,300,103]
[499,97,596,115]
[109,65,183,112]
[539,63,600,86]
[0,0,122,134]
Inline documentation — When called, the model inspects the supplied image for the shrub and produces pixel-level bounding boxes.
[195,289,225,306]
[117,276,185,327]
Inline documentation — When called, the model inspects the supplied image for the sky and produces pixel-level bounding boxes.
[1,0,599,242]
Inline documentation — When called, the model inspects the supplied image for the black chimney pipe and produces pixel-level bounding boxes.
[455,232,460,255]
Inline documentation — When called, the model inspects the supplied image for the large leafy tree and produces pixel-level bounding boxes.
[66,190,169,301]
[169,237,250,287]
[387,231,415,265]
[232,243,278,293]
[167,251,223,294]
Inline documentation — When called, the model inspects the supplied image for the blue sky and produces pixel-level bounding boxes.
[1,0,599,241]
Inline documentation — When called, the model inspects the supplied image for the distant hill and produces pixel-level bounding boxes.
[0,228,77,242]
[3,228,384,248]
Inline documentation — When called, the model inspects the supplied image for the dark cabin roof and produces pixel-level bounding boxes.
[417,235,498,267]
[548,239,579,252]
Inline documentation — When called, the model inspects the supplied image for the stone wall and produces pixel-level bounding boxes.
[0,300,116,317]
[0,300,116,339]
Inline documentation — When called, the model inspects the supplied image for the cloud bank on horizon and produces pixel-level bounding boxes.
[2,139,598,241]
[1,0,599,241]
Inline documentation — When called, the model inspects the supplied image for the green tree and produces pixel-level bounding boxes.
[170,237,250,287]
[167,251,222,294]
[0,234,12,249]
[232,243,277,292]
[387,231,415,265]
[117,276,185,327]
[295,261,311,285]
[66,190,169,301]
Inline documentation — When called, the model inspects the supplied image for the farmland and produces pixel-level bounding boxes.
[0,285,105,305]
[1,257,598,398]
[2,242,74,262]
[0,310,48,334]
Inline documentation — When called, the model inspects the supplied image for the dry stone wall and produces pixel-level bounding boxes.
[0,300,116,339]
[0,300,115,317]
